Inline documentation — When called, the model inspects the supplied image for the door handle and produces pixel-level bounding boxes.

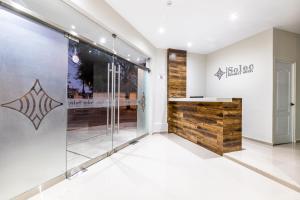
[117,64,120,134]
[111,63,115,140]
[291,103,295,106]
[107,63,111,135]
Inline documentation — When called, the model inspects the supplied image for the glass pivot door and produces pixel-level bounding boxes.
[108,60,146,150]
[67,41,147,176]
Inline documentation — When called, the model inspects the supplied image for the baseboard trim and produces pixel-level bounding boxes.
[152,131,168,134]
[224,155,300,193]
[12,173,66,200]
[242,136,274,146]
[152,123,168,133]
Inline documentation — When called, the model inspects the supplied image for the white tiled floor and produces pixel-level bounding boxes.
[225,138,300,191]
[67,126,142,170]
[31,134,300,200]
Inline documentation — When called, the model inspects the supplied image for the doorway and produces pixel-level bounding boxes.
[66,40,147,175]
[274,60,296,144]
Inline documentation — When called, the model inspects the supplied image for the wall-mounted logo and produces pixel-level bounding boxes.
[214,64,254,80]
[1,79,63,130]
[214,68,226,80]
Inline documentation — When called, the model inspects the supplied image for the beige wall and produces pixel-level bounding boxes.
[274,29,300,141]
[205,29,274,143]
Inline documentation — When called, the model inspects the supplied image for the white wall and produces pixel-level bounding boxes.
[206,29,274,143]
[298,36,300,141]
[151,49,168,132]
[187,53,206,97]
[274,29,300,141]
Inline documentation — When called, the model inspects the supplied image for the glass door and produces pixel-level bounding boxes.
[111,58,147,149]
[112,59,138,148]
[67,40,113,173]
[66,40,148,175]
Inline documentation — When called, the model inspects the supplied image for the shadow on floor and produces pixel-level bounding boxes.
[157,132,220,160]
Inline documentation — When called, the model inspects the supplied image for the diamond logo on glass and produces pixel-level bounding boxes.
[1,79,63,130]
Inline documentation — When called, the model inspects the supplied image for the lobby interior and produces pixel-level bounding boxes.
[0,0,300,199]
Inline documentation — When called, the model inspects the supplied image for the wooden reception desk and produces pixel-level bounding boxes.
[168,98,242,155]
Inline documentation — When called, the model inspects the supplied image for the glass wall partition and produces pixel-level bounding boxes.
[0,1,149,198]
[0,6,68,200]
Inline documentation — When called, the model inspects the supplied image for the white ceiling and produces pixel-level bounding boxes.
[105,0,300,54]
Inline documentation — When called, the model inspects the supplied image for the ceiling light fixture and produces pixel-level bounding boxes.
[158,27,165,34]
[72,47,80,64]
[128,54,131,57]
[229,12,239,21]
[71,25,76,30]
[100,37,106,44]
[187,42,192,47]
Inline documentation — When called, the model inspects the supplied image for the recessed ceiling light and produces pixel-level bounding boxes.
[137,58,140,62]
[127,58,131,61]
[128,54,131,57]
[158,27,165,34]
[229,12,239,21]
[71,25,76,30]
[100,37,106,44]
[187,42,192,47]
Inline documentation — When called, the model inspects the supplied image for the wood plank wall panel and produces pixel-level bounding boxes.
[167,49,187,98]
[168,99,242,155]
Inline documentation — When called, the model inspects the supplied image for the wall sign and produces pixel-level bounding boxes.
[214,64,254,80]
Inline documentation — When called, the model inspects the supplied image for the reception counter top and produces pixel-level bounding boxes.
[168,97,233,102]
[168,98,242,155]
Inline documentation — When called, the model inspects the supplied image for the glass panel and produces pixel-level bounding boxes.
[113,58,138,148]
[12,0,150,64]
[112,58,148,148]
[115,38,148,65]
[67,40,112,171]
[12,0,114,50]
[137,68,147,137]
[0,6,68,199]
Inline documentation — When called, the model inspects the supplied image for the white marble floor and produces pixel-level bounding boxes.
[31,134,300,200]
[225,138,300,191]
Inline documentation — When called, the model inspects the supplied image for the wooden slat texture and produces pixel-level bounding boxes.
[168,99,242,155]
[167,49,187,98]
